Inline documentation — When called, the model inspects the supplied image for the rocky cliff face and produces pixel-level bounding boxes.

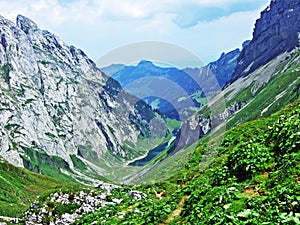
[172,0,300,153]
[0,15,165,178]
[168,101,248,155]
[232,0,300,81]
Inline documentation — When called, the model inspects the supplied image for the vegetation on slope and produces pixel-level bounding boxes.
[72,99,300,224]
[227,59,300,129]
[0,157,65,218]
[0,90,298,225]
[1,62,299,224]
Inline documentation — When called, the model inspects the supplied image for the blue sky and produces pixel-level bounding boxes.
[1,0,270,67]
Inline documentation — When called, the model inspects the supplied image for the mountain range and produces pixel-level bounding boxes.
[0,14,170,184]
[0,0,300,224]
[167,0,300,155]
[101,48,241,120]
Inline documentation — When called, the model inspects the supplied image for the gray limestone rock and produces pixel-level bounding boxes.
[232,0,300,81]
[0,15,165,177]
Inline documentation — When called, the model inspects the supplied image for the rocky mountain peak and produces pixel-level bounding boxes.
[231,0,300,81]
[0,15,14,27]
[242,40,250,48]
[0,15,167,181]
[137,60,156,68]
[16,14,38,34]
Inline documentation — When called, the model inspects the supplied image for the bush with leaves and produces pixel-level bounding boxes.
[267,108,300,156]
[227,141,272,181]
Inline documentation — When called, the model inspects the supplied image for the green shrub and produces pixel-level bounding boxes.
[227,142,272,181]
[53,203,80,216]
[267,109,300,156]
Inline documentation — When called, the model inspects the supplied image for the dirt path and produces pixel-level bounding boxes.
[159,195,186,225]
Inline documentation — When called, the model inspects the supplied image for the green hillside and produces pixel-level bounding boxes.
[0,157,65,218]
[226,52,300,129]
[1,87,299,225]
[121,55,300,185]
[70,99,300,224]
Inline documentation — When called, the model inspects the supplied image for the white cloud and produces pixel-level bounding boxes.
[0,0,270,25]
[0,0,270,65]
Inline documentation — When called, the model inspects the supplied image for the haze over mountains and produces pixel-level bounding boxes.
[101,48,241,120]
[0,0,300,224]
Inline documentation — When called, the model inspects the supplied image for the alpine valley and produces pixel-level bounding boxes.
[0,0,300,224]
[0,14,173,185]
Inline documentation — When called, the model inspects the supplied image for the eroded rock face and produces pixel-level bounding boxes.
[0,15,164,173]
[168,100,250,155]
[232,0,300,81]
[168,114,211,155]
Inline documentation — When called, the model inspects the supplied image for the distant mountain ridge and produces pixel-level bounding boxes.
[101,49,241,120]
[103,60,203,120]
[101,64,125,77]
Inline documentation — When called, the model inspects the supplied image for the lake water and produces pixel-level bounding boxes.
[129,136,176,166]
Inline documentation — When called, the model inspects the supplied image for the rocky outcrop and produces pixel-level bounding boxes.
[168,114,210,155]
[22,183,146,225]
[218,102,247,121]
[0,15,166,178]
[168,101,247,154]
[232,0,300,81]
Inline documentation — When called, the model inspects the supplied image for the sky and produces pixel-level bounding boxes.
[0,0,270,67]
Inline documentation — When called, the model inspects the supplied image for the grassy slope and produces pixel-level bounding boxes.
[226,60,300,129]
[0,90,298,224]
[73,99,300,224]
[0,158,66,218]
[123,58,300,184]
